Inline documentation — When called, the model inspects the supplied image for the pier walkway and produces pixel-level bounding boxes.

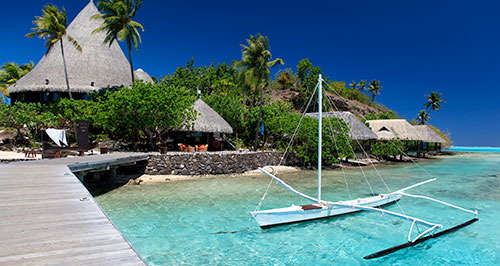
[0,153,149,265]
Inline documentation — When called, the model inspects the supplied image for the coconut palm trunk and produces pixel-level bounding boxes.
[60,39,73,99]
[254,84,264,151]
[92,0,143,86]
[127,39,135,83]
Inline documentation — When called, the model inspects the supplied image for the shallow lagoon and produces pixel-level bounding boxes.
[96,153,500,265]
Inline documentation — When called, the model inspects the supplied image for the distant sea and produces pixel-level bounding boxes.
[96,152,500,265]
[446,146,500,152]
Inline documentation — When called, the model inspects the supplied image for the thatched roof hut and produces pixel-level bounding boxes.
[413,125,446,143]
[8,1,149,95]
[178,99,233,134]
[306,112,377,140]
[134,69,154,84]
[367,119,420,141]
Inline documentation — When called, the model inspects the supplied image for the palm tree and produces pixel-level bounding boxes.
[358,80,367,91]
[368,79,382,102]
[26,4,81,99]
[92,0,144,83]
[417,110,430,125]
[424,91,445,112]
[235,33,284,150]
[275,69,298,91]
[348,81,358,90]
[0,62,34,98]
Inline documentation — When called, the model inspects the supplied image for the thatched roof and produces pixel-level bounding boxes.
[134,69,154,84]
[8,1,132,94]
[413,125,446,143]
[306,112,377,140]
[367,119,421,140]
[178,99,233,134]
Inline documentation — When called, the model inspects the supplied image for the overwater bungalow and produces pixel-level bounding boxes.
[7,1,153,103]
[306,111,378,157]
[413,125,446,155]
[367,119,445,157]
[168,99,233,152]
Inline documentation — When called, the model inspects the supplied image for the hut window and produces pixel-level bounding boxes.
[91,81,94,86]
[380,126,390,132]
[45,79,49,85]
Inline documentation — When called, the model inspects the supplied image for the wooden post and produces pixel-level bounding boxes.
[416,141,420,158]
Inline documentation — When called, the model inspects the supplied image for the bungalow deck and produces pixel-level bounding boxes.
[0,153,149,265]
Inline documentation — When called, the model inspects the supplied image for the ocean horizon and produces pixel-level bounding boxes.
[446,146,500,152]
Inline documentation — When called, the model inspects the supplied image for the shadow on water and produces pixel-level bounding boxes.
[84,161,147,196]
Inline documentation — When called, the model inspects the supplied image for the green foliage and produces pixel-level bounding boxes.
[331,80,372,104]
[47,98,98,124]
[27,3,81,99]
[364,111,399,121]
[0,102,59,144]
[294,60,375,108]
[295,59,323,107]
[278,116,353,164]
[0,62,34,98]
[371,140,406,158]
[417,110,430,125]
[368,79,382,102]
[95,81,196,148]
[203,94,246,134]
[427,124,452,148]
[244,101,294,144]
[163,59,240,98]
[424,91,445,112]
[234,34,284,106]
[26,4,81,51]
[271,69,299,91]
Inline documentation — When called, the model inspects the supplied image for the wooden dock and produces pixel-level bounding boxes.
[0,153,149,265]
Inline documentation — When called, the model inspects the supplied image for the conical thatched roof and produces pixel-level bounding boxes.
[367,119,420,140]
[306,111,377,140]
[8,1,132,94]
[134,69,154,84]
[178,99,233,133]
[413,125,446,143]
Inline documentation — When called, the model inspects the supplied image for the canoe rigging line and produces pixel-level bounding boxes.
[323,82,407,216]
[250,75,478,259]
[255,82,320,213]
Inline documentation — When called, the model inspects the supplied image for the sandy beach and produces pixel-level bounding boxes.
[134,165,301,184]
[0,150,42,160]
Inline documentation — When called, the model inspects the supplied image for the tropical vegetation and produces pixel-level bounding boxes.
[26,4,82,99]
[92,0,144,83]
[0,62,34,98]
[234,33,284,150]
[368,79,382,102]
[417,110,430,125]
[2,1,453,161]
[416,91,445,124]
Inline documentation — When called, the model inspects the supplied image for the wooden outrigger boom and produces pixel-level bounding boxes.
[364,217,479,259]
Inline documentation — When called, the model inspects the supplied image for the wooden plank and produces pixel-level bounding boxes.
[0,153,148,265]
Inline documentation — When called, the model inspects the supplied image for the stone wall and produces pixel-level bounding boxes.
[145,151,302,175]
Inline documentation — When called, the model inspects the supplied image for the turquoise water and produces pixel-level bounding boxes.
[96,153,500,265]
[446,146,500,152]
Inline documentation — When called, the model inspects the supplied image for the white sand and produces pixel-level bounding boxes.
[135,165,301,184]
[0,151,42,159]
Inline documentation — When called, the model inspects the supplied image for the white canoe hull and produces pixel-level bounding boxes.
[250,193,402,228]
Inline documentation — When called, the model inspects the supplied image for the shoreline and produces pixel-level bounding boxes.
[127,155,445,185]
[132,165,302,184]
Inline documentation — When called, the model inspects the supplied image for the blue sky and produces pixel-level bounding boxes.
[2,0,499,146]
